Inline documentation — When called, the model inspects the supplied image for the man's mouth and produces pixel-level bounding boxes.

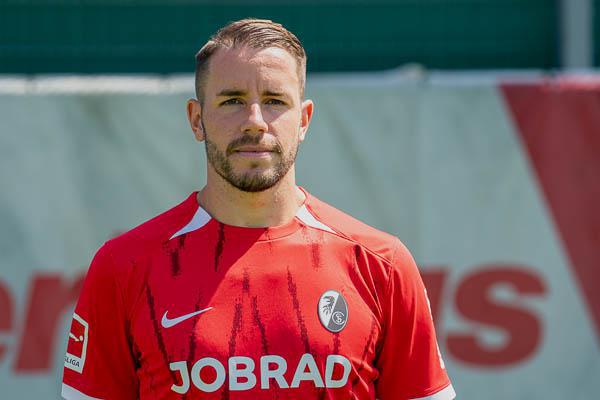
[231,145,280,156]
[234,147,273,152]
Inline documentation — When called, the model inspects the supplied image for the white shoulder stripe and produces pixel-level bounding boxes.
[411,384,456,400]
[295,205,336,234]
[62,383,103,400]
[170,206,212,240]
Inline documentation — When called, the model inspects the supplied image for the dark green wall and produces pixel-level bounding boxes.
[0,0,561,74]
[595,0,600,65]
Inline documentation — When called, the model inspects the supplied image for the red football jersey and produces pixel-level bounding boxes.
[62,188,455,400]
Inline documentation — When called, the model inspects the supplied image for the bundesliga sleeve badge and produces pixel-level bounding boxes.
[64,313,89,373]
[318,290,348,333]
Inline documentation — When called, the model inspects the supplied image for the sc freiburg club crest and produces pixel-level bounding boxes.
[318,290,348,333]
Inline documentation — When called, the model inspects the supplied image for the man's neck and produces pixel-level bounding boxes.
[198,172,305,228]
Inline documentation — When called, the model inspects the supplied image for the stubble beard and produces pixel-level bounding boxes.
[202,118,299,193]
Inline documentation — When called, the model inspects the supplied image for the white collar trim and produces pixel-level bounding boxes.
[170,201,335,240]
[169,206,211,240]
[295,204,336,234]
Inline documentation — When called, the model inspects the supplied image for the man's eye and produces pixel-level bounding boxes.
[220,98,243,106]
[265,98,285,105]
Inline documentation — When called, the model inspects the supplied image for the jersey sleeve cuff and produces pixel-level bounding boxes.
[62,383,103,400]
[411,383,456,400]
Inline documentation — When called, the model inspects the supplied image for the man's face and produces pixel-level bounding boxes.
[189,46,313,193]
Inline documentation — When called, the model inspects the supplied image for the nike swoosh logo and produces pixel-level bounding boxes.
[161,307,213,328]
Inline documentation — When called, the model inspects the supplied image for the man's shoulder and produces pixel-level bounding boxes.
[305,192,400,264]
[103,192,199,261]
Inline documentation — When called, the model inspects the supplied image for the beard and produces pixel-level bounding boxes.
[202,119,299,193]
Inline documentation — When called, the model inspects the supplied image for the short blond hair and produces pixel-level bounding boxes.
[194,18,307,102]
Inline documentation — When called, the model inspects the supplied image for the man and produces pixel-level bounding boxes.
[62,18,455,400]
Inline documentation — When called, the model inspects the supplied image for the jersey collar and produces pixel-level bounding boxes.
[169,187,335,241]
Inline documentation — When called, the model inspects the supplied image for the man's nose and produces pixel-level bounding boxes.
[241,103,268,134]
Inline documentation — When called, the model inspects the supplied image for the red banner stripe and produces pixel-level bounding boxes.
[501,81,600,341]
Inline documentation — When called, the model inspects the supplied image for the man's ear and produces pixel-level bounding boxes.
[299,99,314,142]
[187,99,205,142]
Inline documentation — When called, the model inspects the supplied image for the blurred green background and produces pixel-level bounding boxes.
[4,0,596,74]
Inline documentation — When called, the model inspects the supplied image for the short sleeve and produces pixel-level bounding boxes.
[374,239,455,400]
[62,244,139,400]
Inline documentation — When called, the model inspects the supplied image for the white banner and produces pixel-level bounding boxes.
[0,74,598,399]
